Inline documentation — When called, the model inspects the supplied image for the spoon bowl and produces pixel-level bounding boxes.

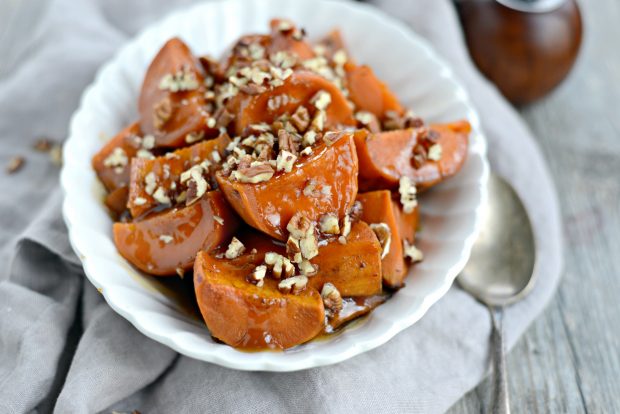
[458,173,537,414]
[459,173,536,307]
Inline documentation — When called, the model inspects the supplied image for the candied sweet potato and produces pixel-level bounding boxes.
[138,38,217,148]
[393,201,419,245]
[314,29,349,61]
[127,133,231,218]
[308,221,383,296]
[92,122,142,192]
[216,132,359,240]
[268,18,315,60]
[194,251,325,350]
[104,186,129,217]
[345,62,404,118]
[357,190,409,288]
[228,70,355,135]
[113,191,239,276]
[354,121,470,192]
[222,223,381,296]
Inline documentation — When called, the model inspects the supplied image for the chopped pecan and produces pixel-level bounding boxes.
[276,150,297,173]
[403,240,424,262]
[398,176,418,213]
[369,223,392,259]
[319,213,340,234]
[225,237,246,259]
[286,236,302,263]
[291,106,310,132]
[278,275,308,295]
[231,162,274,183]
[355,111,380,133]
[265,252,295,279]
[321,282,343,313]
[6,156,24,174]
[298,260,318,277]
[247,265,267,287]
[277,129,299,155]
[287,212,313,239]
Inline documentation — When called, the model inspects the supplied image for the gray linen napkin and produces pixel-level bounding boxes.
[0,0,563,412]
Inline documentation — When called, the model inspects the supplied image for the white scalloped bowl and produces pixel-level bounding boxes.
[60,0,488,371]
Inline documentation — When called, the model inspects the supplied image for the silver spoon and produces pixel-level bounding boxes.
[458,173,537,414]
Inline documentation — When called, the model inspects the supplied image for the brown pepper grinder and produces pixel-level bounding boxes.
[456,0,582,105]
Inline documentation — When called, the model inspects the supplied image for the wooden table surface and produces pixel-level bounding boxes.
[1,1,618,412]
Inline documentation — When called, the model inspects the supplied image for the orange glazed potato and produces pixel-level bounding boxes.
[393,201,419,245]
[345,62,404,118]
[354,120,471,192]
[357,190,409,288]
[216,132,359,240]
[92,122,142,192]
[228,70,355,135]
[308,221,383,296]
[314,29,349,60]
[104,186,129,217]
[127,133,231,218]
[138,38,217,148]
[194,251,325,350]
[113,191,239,276]
[227,223,382,296]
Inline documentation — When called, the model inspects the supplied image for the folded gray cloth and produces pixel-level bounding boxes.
[0,0,563,412]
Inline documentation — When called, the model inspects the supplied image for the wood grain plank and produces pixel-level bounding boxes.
[451,0,620,411]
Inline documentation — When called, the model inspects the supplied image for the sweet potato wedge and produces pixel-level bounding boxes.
[345,62,404,118]
[216,132,359,240]
[127,133,231,218]
[104,186,129,217]
[113,190,239,276]
[228,70,355,135]
[393,201,419,245]
[220,20,313,76]
[92,122,142,192]
[308,221,383,296]
[194,250,325,350]
[314,29,349,61]
[138,38,217,148]
[268,18,315,60]
[357,190,408,288]
[354,121,471,192]
[219,223,381,296]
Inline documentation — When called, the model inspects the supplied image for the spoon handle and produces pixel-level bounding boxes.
[490,306,510,414]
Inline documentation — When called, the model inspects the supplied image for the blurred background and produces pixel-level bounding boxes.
[1,0,618,412]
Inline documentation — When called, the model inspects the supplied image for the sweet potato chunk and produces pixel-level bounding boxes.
[138,38,217,148]
[345,62,404,118]
[127,134,231,218]
[267,19,315,60]
[357,190,408,288]
[220,20,314,77]
[308,221,382,296]
[315,29,349,61]
[221,223,381,296]
[113,191,239,276]
[354,121,471,192]
[104,186,129,217]
[194,251,325,350]
[228,70,355,135]
[92,122,142,192]
[393,202,419,245]
[216,132,359,240]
